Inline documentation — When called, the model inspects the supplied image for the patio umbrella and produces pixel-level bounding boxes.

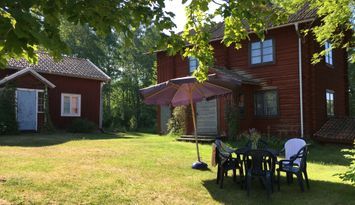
[140,75,232,169]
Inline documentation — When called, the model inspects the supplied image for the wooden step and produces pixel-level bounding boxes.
[177,135,216,143]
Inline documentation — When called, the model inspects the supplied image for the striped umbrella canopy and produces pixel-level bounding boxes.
[140,75,234,169]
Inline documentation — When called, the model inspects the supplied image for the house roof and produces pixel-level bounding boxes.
[208,4,317,41]
[314,117,355,144]
[211,66,262,85]
[6,52,111,82]
[0,67,56,88]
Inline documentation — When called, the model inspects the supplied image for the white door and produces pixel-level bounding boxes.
[17,89,37,131]
[196,99,218,135]
[160,105,171,134]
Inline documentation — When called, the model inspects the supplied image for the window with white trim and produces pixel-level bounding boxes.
[325,41,333,65]
[326,90,335,116]
[61,93,81,117]
[251,39,274,65]
[37,91,44,113]
[189,57,198,74]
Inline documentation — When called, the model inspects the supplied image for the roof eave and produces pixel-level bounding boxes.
[154,18,316,54]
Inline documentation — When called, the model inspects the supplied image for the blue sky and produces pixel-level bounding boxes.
[164,0,222,32]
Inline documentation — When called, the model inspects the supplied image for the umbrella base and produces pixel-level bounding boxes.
[192,161,208,170]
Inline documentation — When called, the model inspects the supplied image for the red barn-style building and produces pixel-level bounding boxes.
[0,52,110,131]
[156,8,351,141]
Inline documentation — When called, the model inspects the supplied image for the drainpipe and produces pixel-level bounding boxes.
[295,23,304,138]
[99,82,104,130]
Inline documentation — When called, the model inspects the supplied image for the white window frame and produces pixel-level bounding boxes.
[37,90,45,113]
[189,57,198,74]
[250,39,275,65]
[61,93,81,117]
[325,41,333,66]
[325,89,335,116]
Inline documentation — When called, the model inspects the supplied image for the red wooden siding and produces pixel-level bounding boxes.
[43,73,101,129]
[302,31,349,135]
[156,23,349,138]
[0,70,102,130]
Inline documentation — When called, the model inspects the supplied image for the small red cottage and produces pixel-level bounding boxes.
[156,7,350,142]
[0,52,110,131]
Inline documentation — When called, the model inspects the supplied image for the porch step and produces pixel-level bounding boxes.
[177,135,217,143]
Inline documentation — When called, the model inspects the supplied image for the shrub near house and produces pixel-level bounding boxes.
[0,84,18,134]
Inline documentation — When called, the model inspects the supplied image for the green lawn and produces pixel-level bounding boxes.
[0,133,354,205]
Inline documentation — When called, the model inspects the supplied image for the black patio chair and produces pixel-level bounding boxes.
[215,140,244,189]
[277,145,310,192]
[243,149,276,198]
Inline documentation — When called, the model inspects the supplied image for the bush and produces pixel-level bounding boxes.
[167,106,186,135]
[68,118,97,133]
[336,145,355,185]
[224,101,239,140]
[0,84,18,135]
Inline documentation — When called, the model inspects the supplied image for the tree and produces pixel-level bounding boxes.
[60,21,158,130]
[1,1,354,82]
[0,0,174,67]
[171,0,355,81]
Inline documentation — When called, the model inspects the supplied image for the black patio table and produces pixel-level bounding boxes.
[235,147,279,157]
[234,147,279,190]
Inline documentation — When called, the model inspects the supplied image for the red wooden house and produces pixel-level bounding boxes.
[156,8,350,140]
[0,52,110,131]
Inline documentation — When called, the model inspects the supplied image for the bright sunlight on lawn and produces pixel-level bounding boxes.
[0,133,354,204]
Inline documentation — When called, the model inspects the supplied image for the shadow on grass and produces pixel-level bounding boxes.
[202,176,355,205]
[0,132,143,147]
[307,143,352,166]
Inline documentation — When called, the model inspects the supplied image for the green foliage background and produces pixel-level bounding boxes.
[349,51,355,116]
[167,106,187,135]
[0,84,18,135]
[59,21,158,131]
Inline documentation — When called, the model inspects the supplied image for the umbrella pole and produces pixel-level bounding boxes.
[189,93,201,162]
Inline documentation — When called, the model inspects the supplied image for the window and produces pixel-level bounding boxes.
[254,90,278,117]
[251,39,274,65]
[37,91,44,113]
[326,90,335,116]
[325,41,333,65]
[61,93,81,117]
[189,57,198,74]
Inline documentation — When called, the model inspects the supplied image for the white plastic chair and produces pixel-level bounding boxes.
[284,138,306,166]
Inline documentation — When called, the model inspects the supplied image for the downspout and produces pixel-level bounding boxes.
[295,23,304,138]
[99,82,104,130]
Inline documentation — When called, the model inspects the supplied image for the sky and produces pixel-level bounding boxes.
[164,0,222,33]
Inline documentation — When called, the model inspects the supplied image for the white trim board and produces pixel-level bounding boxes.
[61,93,81,117]
[0,67,56,88]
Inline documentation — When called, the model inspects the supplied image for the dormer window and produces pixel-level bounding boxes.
[189,57,198,74]
[250,39,274,65]
[325,41,333,66]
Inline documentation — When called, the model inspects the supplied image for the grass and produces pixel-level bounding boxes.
[0,132,354,204]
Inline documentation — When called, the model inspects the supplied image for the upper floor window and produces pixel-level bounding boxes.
[254,90,278,117]
[326,89,335,116]
[61,93,81,117]
[189,57,198,74]
[250,39,274,65]
[325,41,333,65]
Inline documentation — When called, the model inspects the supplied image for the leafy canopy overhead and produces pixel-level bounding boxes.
[0,0,354,82]
[0,0,174,67]
[176,0,354,81]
